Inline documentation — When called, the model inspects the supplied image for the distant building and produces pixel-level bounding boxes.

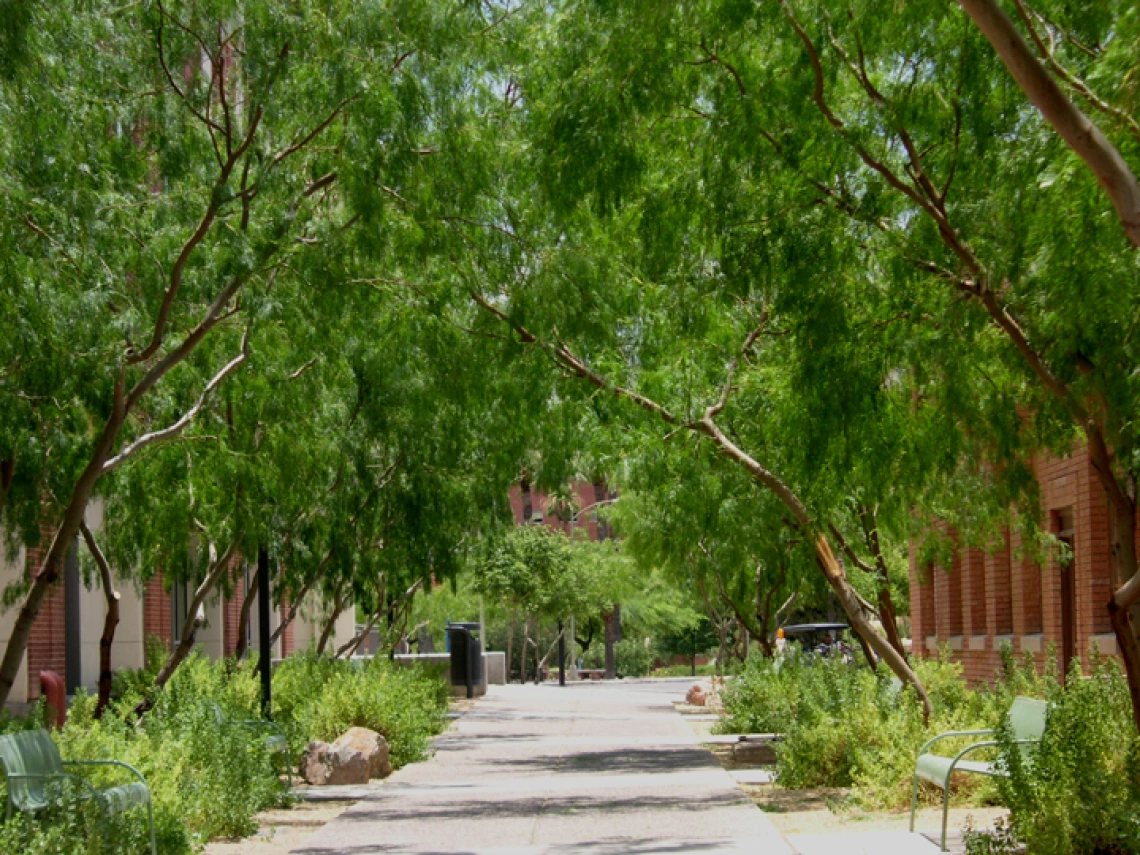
[0,498,353,707]
[909,445,1118,684]
[507,478,617,540]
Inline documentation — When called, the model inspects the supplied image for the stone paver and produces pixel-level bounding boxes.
[292,680,792,855]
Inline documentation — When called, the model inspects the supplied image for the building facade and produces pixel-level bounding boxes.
[909,445,1120,684]
[0,499,354,706]
[507,478,617,538]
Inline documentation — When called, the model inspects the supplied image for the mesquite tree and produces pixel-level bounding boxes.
[0,0,498,708]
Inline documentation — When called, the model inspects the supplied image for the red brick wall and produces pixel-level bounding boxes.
[507,480,613,541]
[987,536,1013,635]
[143,574,172,649]
[963,547,987,637]
[911,444,1122,684]
[280,600,295,656]
[222,575,244,658]
[25,535,67,702]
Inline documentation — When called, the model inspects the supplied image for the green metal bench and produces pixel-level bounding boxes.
[910,695,1049,851]
[0,728,156,855]
[209,702,293,786]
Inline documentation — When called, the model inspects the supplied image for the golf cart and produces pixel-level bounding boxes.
[780,622,854,662]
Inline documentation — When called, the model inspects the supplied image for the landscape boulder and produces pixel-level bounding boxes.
[685,684,707,706]
[299,740,370,786]
[333,727,394,779]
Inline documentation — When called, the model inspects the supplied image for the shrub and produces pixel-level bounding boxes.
[580,639,654,677]
[0,649,449,853]
[273,652,450,768]
[996,654,1140,855]
[716,651,1006,810]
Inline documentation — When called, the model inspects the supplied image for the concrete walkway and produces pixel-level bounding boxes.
[293,680,792,855]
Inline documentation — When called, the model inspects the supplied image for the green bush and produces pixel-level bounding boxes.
[716,651,1009,810]
[273,652,450,768]
[0,649,449,854]
[581,639,653,677]
[995,654,1140,855]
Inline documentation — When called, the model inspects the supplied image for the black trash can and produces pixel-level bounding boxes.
[445,622,483,699]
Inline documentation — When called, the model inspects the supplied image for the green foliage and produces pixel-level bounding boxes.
[0,650,448,852]
[717,653,1016,810]
[272,652,449,769]
[582,638,653,678]
[996,655,1140,855]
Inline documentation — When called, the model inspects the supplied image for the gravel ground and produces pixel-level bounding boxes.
[201,801,355,855]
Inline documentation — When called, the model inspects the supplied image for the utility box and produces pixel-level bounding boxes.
[445,622,486,699]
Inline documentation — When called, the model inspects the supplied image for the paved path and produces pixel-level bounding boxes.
[293,680,792,855]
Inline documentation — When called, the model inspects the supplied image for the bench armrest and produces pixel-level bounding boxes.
[7,770,102,804]
[63,759,149,790]
[238,718,286,738]
[917,729,995,757]
[943,738,1044,779]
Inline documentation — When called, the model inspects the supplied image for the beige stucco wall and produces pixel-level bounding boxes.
[291,590,355,655]
[0,539,29,705]
[243,585,283,660]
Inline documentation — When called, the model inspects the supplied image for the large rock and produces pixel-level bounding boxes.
[332,727,393,779]
[686,684,707,706]
[299,740,370,786]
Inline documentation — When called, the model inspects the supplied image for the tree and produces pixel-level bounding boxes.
[0,0,509,708]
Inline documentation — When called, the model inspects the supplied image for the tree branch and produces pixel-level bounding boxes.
[958,0,1140,247]
[705,314,768,419]
[104,331,249,473]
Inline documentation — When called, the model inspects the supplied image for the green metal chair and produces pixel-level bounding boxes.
[910,695,1049,851]
[0,728,156,855]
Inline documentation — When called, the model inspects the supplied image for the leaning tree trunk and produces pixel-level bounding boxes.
[0,401,130,707]
[135,541,238,718]
[316,589,350,656]
[859,506,908,661]
[535,627,565,678]
[1103,488,1140,731]
[812,533,932,721]
[233,563,260,661]
[80,522,119,719]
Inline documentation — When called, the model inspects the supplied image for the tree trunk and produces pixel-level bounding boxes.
[535,627,564,676]
[521,616,531,683]
[316,588,350,656]
[813,533,932,721]
[506,610,516,683]
[858,506,908,661]
[269,572,319,648]
[0,393,129,708]
[603,610,617,679]
[79,522,119,719]
[337,608,381,659]
[0,455,13,517]
[1103,490,1140,730]
[135,541,238,717]
[233,563,259,661]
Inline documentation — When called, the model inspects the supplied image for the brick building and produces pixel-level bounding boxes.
[909,444,1119,684]
[0,499,352,706]
[507,478,617,537]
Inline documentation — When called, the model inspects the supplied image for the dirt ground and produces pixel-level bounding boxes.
[201,800,354,855]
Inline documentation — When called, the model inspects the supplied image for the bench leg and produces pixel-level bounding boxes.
[147,799,157,855]
[940,774,952,852]
[909,773,919,832]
